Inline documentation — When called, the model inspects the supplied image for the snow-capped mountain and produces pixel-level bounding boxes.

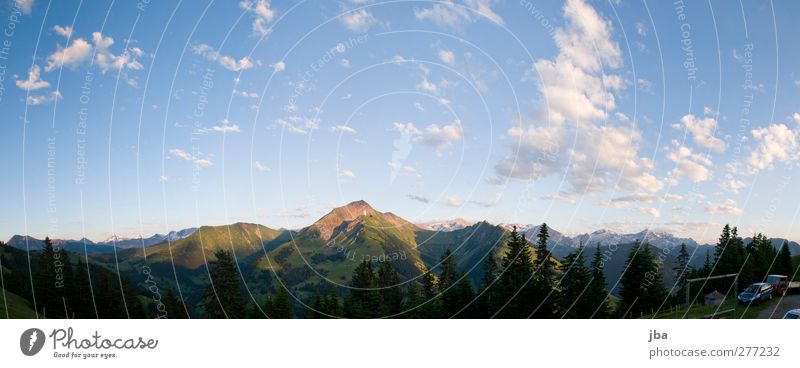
[416,218,475,232]
[96,227,198,249]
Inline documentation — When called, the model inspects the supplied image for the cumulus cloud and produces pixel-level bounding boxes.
[416,78,438,94]
[15,0,33,14]
[26,91,61,106]
[16,65,50,90]
[421,121,464,149]
[91,32,144,73]
[706,199,744,216]
[45,38,92,71]
[745,123,798,172]
[415,0,504,28]
[209,124,241,133]
[338,169,356,178]
[193,44,255,71]
[53,25,72,38]
[340,9,377,32]
[438,49,455,65]
[240,0,276,36]
[275,119,307,134]
[600,193,683,208]
[169,148,194,161]
[724,179,746,194]
[665,140,713,184]
[638,207,660,218]
[672,114,726,152]
[270,60,285,73]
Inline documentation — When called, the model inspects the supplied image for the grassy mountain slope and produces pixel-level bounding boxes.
[0,288,37,318]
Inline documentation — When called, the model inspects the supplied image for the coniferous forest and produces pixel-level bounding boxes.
[1,222,796,319]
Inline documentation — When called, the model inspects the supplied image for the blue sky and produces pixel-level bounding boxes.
[2,0,800,243]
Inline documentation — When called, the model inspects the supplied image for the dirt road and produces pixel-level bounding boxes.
[756,294,800,319]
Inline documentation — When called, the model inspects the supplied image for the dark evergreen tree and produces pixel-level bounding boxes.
[618,242,667,318]
[162,287,186,319]
[120,276,146,318]
[35,237,59,317]
[776,241,793,277]
[530,223,557,318]
[72,257,95,318]
[476,249,500,318]
[498,227,534,318]
[269,285,293,319]
[672,243,692,297]
[376,262,403,315]
[585,245,611,318]
[557,246,592,318]
[418,266,442,318]
[199,249,247,318]
[438,249,463,317]
[346,261,385,318]
[56,248,74,317]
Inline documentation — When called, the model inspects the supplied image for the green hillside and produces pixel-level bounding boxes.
[0,288,37,318]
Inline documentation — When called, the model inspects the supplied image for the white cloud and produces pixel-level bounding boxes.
[45,38,92,71]
[745,123,798,172]
[91,32,144,73]
[234,90,259,98]
[16,65,50,90]
[421,121,464,149]
[724,179,746,194]
[665,140,713,184]
[26,91,61,106]
[330,125,357,134]
[255,161,271,172]
[635,21,647,37]
[438,49,455,65]
[706,199,744,216]
[159,175,169,182]
[601,193,683,208]
[15,0,33,14]
[53,25,72,38]
[274,119,306,134]
[240,0,276,36]
[443,195,465,207]
[414,102,424,111]
[340,9,376,32]
[193,44,255,71]
[210,124,241,133]
[792,112,800,126]
[169,149,194,161]
[637,78,653,93]
[270,60,285,73]
[673,114,726,152]
[194,159,213,168]
[338,169,355,178]
[416,78,438,94]
[415,0,505,28]
[339,58,351,68]
[638,207,660,218]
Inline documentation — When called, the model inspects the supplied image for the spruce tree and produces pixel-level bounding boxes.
[35,237,58,317]
[618,242,667,317]
[348,260,385,318]
[162,287,186,319]
[776,241,793,277]
[557,246,591,318]
[586,245,610,318]
[419,266,442,318]
[72,257,95,318]
[476,249,499,318]
[498,227,534,318]
[199,249,247,318]
[530,223,557,318]
[57,248,74,317]
[121,276,146,318]
[402,281,422,319]
[270,285,293,319]
[376,262,402,315]
[438,249,462,317]
[672,243,691,297]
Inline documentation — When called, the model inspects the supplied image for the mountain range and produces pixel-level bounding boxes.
[5,200,799,312]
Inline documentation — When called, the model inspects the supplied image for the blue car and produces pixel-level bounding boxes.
[737,283,773,304]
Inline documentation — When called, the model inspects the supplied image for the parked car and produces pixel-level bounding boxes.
[782,309,800,319]
[737,283,773,304]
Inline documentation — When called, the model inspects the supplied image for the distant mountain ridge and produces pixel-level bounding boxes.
[5,227,198,252]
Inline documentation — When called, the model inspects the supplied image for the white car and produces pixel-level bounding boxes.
[782,309,800,319]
